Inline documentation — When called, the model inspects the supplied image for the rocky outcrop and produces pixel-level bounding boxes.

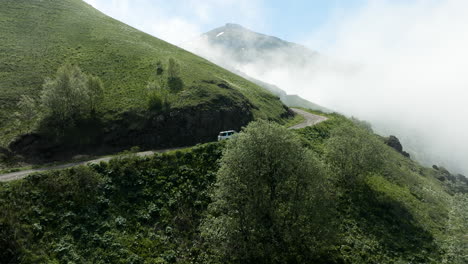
[385,136,410,158]
[103,101,253,150]
[432,165,468,193]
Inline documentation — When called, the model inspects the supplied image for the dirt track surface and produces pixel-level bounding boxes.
[289,108,328,129]
[0,149,180,182]
[0,109,327,182]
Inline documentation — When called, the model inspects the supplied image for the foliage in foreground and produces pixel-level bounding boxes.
[0,143,223,263]
[0,117,467,263]
[201,121,336,263]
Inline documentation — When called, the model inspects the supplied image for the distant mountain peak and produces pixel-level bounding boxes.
[199,23,318,65]
[225,23,244,29]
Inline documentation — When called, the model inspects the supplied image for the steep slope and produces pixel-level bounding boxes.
[0,0,289,155]
[0,116,466,263]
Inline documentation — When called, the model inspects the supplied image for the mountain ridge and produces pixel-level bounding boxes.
[197,23,318,65]
[185,23,328,111]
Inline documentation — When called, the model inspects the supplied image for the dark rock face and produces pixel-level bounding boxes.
[104,102,253,150]
[9,95,255,162]
[9,133,61,160]
[0,147,10,156]
[386,136,403,152]
[457,174,468,184]
[385,135,410,158]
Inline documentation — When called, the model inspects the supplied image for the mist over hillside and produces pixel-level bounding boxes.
[184,2,468,176]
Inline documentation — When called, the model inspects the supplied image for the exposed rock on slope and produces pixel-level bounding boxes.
[385,135,410,158]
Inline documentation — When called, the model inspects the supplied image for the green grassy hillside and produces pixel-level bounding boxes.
[0,0,288,149]
[0,115,466,263]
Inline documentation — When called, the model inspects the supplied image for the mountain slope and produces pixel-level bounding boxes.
[0,115,466,263]
[185,23,328,111]
[0,0,289,157]
[199,23,318,65]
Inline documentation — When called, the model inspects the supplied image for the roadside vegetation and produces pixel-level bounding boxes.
[1,115,466,263]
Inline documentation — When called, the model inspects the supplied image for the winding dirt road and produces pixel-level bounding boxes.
[289,108,328,129]
[0,108,327,182]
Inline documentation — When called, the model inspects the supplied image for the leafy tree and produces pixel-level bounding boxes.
[41,63,90,125]
[201,120,335,263]
[324,124,386,187]
[39,63,105,133]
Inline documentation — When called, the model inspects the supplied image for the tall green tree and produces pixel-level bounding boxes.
[325,124,386,187]
[41,63,90,125]
[40,63,104,132]
[201,120,335,263]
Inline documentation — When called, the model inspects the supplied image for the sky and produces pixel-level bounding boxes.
[83,0,366,45]
[84,0,468,175]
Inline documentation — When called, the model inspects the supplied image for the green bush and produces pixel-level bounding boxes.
[201,120,336,263]
[146,81,170,112]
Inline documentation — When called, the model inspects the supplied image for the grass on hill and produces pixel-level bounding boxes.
[0,113,466,263]
[0,0,288,147]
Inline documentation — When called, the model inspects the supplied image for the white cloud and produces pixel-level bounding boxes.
[150,17,202,45]
[188,0,468,175]
[298,0,468,174]
[83,0,265,45]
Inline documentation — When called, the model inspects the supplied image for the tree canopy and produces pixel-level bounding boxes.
[201,120,335,263]
[39,63,104,132]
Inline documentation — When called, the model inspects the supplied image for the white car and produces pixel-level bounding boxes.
[218,130,237,141]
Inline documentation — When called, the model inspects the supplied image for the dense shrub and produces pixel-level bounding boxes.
[201,121,337,263]
[146,81,171,112]
[0,143,223,263]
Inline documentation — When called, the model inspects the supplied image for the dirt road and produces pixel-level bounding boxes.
[289,108,328,129]
[0,150,180,182]
[0,109,327,182]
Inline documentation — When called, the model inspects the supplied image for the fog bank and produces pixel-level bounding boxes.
[305,0,468,175]
[187,0,468,175]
